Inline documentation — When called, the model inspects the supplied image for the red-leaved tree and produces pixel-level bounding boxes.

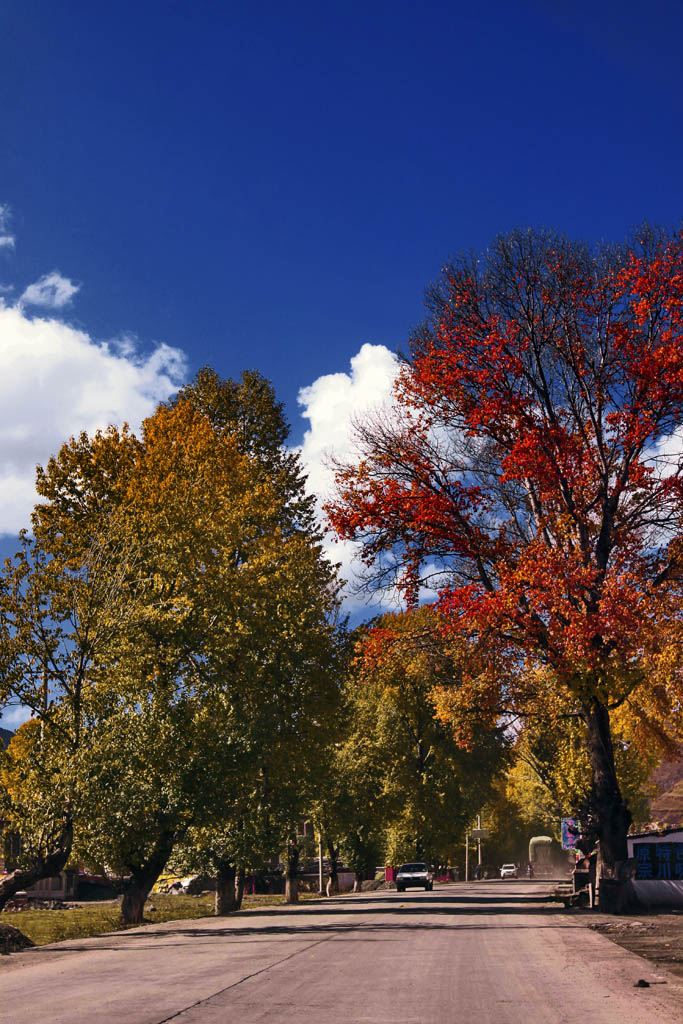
[327,227,683,878]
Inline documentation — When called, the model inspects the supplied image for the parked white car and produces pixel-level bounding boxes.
[500,863,518,879]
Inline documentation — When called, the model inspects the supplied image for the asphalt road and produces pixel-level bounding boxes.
[2,881,682,1023]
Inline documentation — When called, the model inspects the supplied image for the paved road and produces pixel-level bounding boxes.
[2,882,682,1023]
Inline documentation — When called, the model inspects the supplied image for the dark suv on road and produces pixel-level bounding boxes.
[395,862,434,892]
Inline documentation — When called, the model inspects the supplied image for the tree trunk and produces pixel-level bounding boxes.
[120,883,148,926]
[120,833,175,926]
[583,699,631,876]
[215,860,238,915]
[0,817,73,910]
[235,865,245,910]
[284,837,299,904]
[325,834,339,896]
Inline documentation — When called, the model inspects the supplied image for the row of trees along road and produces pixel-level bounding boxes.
[315,606,508,875]
[3,226,683,918]
[0,369,344,923]
[327,227,683,884]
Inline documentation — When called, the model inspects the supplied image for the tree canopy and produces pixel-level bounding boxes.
[327,227,683,873]
[344,607,508,865]
[0,369,342,920]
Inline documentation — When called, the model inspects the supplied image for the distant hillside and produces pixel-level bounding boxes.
[650,780,683,825]
[650,750,683,825]
[0,727,14,749]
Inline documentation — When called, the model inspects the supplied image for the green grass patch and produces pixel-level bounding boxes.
[2,891,320,947]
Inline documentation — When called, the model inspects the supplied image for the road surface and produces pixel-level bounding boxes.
[1,881,682,1023]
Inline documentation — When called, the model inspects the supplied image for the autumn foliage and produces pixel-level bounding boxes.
[0,370,342,919]
[327,227,683,874]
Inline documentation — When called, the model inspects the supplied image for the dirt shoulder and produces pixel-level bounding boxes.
[583,909,683,980]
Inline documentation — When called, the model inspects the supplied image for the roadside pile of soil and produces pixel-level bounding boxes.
[589,911,683,979]
[0,923,35,954]
[3,898,69,912]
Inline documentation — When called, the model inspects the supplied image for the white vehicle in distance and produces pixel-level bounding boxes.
[500,863,518,879]
[395,862,434,892]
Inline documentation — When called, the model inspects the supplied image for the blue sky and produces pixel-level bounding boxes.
[3,0,683,417]
[1,0,683,600]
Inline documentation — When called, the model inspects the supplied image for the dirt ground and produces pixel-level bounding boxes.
[586,909,683,979]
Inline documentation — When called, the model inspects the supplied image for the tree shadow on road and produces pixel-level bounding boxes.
[321,893,553,906]
[25,914,583,956]
[20,894,578,955]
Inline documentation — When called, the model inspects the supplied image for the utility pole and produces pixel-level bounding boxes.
[469,815,489,881]
[318,831,324,896]
[465,830,469,882]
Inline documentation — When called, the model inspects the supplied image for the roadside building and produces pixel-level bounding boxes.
[627,826,683,908]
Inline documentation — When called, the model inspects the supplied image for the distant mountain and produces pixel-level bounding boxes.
[650,780,683,825]
[650,750,683,825]
[0,726,14,749]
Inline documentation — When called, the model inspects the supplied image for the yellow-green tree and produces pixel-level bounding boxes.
[348,607,508,866]
[1,370,342,923]
[0,458,139,908]
[506,709,658,838]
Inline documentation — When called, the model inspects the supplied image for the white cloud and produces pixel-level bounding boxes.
[297,343,399,612]
[0,205,15,249]
[0,302,187,535]
[20,270,80,309]
[1,704,32,730]
[298,342,399,501]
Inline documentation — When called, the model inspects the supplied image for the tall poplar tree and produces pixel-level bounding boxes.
[1,370,341,921]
